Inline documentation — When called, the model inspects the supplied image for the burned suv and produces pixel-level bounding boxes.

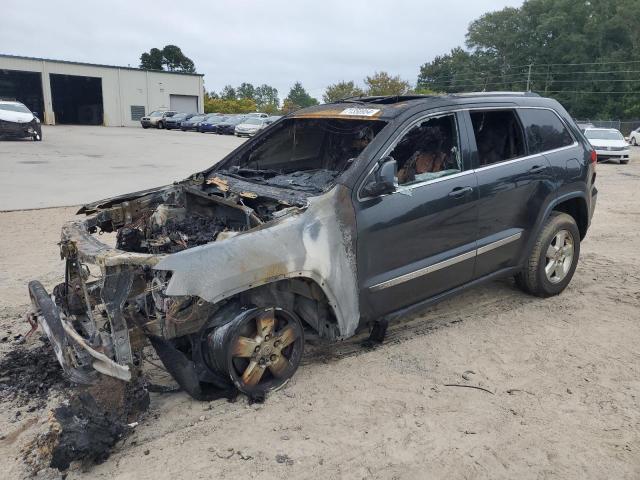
[28,93,597,400]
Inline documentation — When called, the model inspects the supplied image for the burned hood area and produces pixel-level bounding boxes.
[96,116,387,256]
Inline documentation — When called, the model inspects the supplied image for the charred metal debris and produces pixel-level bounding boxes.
[28,114,385,402]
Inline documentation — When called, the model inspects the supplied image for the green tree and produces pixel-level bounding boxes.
[255,84,280,111]
[284,82,319,110]
[139,45,196,73]
[139,48,164,70]
[417,0,640,119]
[237,83,256,100]
[322,81,365,103]
[204,97,257,114]
[364,72,411,96]
[220,85,237,100]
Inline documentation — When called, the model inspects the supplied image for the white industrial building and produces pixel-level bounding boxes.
[0,54,204,127]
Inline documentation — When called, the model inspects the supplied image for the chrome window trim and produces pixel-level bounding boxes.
[369,231,522,292]
[472,142,578,173]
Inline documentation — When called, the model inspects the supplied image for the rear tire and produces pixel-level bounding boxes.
[632,137,637,146]
[621,159,629,164]
[515,212,580,298]
[157,121,164,129]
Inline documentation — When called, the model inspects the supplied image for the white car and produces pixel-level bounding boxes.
[234,117,269,137]
[628,127,640,146]
[0,100,42,141]
[584,128,630,164]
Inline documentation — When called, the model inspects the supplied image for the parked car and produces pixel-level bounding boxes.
[165,112,196,130]
[628,127,640,146]
[584,128,630,164]
[140,110,176,129]
[180,114,208,131]
[216,115,248,135]
[247,112,269,118]
[234,117,270,137]
[265,115,282,125]
[28,93,597,401]
[0,100,42,141]
[199,115,229,133]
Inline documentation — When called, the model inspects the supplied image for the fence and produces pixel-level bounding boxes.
[575,119,640,136]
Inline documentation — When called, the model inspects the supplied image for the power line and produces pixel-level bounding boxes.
[421,60,640,83]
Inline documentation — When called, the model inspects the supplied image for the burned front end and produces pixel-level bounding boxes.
[29,110,386,399]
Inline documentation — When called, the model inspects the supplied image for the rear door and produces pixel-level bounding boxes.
[465,108,555,278]
[355,111,479,319]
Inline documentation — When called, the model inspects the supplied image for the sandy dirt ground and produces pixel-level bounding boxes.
[1,155,639,479]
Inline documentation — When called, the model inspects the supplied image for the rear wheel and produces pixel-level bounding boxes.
[515,212,580,297]
[206,307,304,397]
[621,159,629,164]
[632,137,637,146]
[157,121,164,129]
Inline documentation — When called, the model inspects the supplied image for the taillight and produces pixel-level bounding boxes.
[590,150,597,166]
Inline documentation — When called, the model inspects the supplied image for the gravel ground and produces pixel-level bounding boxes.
[0,152,639,479]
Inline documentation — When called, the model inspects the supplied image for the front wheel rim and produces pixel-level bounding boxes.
[545,229,574,284]
[225,308,304,394]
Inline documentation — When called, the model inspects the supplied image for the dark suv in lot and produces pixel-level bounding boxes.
[28,93,597,400]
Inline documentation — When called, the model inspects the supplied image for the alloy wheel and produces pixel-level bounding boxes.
[545,229,574,284]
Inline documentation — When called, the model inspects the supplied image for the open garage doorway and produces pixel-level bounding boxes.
[50,74,103,125]
[0,69,44,120]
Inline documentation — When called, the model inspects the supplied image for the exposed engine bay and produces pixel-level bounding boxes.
[28,112,383,410]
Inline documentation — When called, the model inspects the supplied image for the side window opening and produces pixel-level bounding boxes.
[470,110,525,167]
[391,114,462,186]
[518,108,574,154]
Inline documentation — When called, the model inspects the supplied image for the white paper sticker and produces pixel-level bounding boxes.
[339,108,381,117]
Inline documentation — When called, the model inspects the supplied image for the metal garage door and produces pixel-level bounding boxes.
[170,94,198,113]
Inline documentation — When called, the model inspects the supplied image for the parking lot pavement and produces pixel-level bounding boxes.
[0,125,245,210]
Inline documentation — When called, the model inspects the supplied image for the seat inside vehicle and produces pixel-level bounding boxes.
[470,110,525,166]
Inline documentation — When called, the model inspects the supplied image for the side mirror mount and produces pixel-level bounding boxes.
[361,156,397,197]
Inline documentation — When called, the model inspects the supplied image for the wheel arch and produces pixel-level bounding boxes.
[522,192,588,265]
[551,194,589,239]
[227,275,343,341]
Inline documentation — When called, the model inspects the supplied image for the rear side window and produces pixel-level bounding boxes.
[470,110,525,167]
[518,109,574,154]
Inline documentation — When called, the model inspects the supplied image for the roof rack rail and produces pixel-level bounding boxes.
[449,91,540,97]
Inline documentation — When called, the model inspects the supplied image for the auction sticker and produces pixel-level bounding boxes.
[340,108,381,117]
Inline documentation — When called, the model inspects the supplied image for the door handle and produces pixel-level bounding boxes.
[529,165,547,173]
[448,186,473,198]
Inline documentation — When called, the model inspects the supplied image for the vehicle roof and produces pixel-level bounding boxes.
[290,92,547,121]
[584,127,622,132]
[0,100,25,105]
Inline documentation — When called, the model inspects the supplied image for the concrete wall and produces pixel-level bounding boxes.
[0,55,204,126]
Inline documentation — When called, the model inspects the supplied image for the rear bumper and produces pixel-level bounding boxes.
[28,280,131,384]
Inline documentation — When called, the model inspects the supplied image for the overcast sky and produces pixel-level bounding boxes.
[2,0,523,101]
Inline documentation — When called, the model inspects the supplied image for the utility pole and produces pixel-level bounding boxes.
[526,64,533,92]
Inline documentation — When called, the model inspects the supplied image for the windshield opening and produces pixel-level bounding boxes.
[214,117,386,194]
[244,118,263,125]
[585,130,624,140]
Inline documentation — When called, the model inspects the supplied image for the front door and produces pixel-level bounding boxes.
[355,112,479,320]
